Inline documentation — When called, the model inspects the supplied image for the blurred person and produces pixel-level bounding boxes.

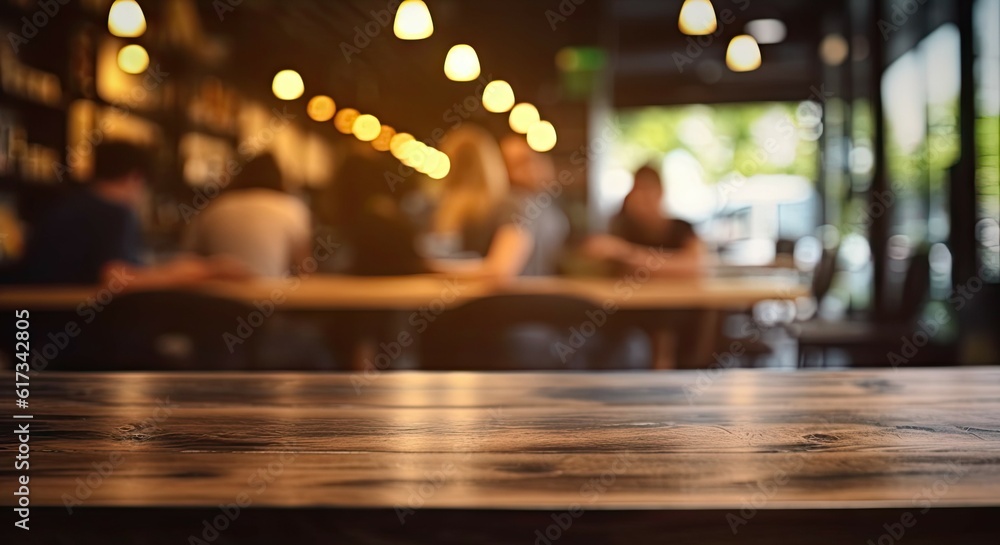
[184,153,311,278]
[500,135,570,276]
[583,166,707,277]
[429,125,534,279]
[17,141,247,286]
[333,152,427,276]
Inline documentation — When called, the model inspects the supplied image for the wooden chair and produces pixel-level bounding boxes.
[419,294,651,371]
[73,290,262,371]
[793,249,947,367]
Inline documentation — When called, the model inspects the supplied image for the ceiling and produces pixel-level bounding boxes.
[192,0,846,135]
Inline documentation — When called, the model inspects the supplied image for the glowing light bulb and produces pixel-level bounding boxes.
[527,121,557,153]
[678,0,717,36]
[726,35,762,72]
[108,0,146,38]
[483,80,515,113]
[117,44,149,74]
[307,96,336,122]
[745,19,787,45]
[272,70,304,101]
[372,125,396,152]
[428,152,451,180]
[390,133,415,158]
[352,114,381,142]
[417,149,442,174]
[509,103,540,134]
[820,34,850,66]
[394,0,433,40]
[444,44,481,82]
[401,140,429,168]
[333,108,360,134]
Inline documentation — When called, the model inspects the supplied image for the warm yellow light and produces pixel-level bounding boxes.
[400,140,429,168]
[108,0,146,38]
[483,80,515,113]
[272,70,304,101]
[678,0,717,36]
[428,152,451,180]
[372,125,396,152]
[726,35,762,72]
[444,44,480,82]
[390,133,415,158]
[417,149,441,174]
[333,108,360,134]
[509,103,540,134]
[527,121,557,153]
[820,34,850,66]
[394,0,433,40]
[307,95,336,122]
[116,44,149,74]
[352,114,381,142]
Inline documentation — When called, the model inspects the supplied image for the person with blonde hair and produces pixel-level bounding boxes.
[429,125,535,278]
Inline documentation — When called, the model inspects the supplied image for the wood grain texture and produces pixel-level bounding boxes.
[2,368,999,512]
[0,274,807,311]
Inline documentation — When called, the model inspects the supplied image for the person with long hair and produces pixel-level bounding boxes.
[429,125,535,278]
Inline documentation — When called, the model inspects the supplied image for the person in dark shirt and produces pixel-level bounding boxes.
[584,166,707,277]
[18,141,247,286]
[332,152,428,276]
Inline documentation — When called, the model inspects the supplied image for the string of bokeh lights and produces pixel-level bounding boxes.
[105,0,760,181]
[269,0,562,182]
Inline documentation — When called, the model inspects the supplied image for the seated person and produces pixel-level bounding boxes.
[584,166,707,277]
[500,135,570,276]
[184,153,311,278]
[333,152,428,276]
[429,125,534,280]
[17,141,247,287]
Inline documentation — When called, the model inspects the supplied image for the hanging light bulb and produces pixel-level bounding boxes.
[372,126,397,152]
[509,103,540,134]
[444,44,481,82]
[333,108,360,134]
[428,152,451,180]
[394,0,434,40]
[307,96,336,122]
[352,114,381,142]
[272,70,304,101]
[527,121,557,153]
[117,44,149,74]
[726,35,762,72]
[108,0,146,38]
[390,133,415,158]
[678,0,717,36]
[483,80,515,113]
[401,140,429,168]
[417,149,441,174]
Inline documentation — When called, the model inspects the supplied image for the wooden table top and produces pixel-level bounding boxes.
[0,273,807,311]
[3,367,999,510]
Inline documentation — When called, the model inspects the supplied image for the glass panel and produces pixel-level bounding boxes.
[975,0,1000,282]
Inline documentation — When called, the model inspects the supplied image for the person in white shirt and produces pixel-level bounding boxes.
[184,153,311,278]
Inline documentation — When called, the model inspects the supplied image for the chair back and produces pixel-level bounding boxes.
[896,250,930,323]
[77,290,258,371]
[811,246,839,304]
[419,293,649,371]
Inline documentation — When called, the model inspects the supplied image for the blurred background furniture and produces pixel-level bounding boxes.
[420,293,650,370]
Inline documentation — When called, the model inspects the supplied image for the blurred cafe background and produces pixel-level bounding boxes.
[0,0,997,371]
